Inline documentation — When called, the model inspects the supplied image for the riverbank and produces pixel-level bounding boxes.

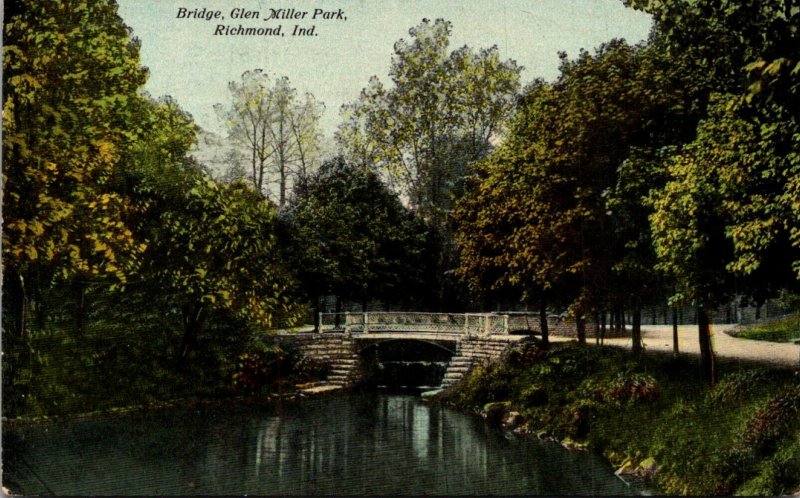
[435,338,800,496]
[3,381,345,429]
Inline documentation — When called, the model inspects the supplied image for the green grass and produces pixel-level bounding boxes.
[736,315,800,343]
[438,340,800,496]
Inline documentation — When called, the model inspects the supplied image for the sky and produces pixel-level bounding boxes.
[116,0,653,139]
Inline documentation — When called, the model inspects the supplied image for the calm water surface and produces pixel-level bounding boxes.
[4,392,639,495]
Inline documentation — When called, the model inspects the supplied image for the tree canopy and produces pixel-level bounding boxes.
[283,157,431,311]
[215,70,325,208]
[336,18,521,224]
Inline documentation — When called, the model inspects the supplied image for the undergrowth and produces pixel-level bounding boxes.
[439,339,800,496]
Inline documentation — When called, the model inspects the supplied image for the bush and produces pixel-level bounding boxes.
[231,336,330,393]
[738,385,800,453]
[708,368,770,404]
[504,339,548,368]
[605,372,661,404]
[520,384,549,407]
[560,399,597,439]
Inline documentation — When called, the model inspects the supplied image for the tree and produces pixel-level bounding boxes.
[215,71,325,207]
[625,0,800,382]
[176,181,296,366]
[121,96,299,365]
[456,40,694,346]
[283,157,430,321]
[3,0,149,412]
[650,94,800,385]
[336,18,521,224]
[133,164,299,367]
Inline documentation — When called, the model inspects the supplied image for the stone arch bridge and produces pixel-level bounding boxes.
[278,312,555,389]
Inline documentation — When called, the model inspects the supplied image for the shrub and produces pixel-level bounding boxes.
[716,385,800,494]
[739,385,800,452]
[520,384,549,407]
[293,355,331,381]
[560,399,597,439]
[603,372,660,404]
[735,315,800,343]
[232,346,289,393]
[231,337,328,393]
[504,339,547,368]
[708,368,769,404]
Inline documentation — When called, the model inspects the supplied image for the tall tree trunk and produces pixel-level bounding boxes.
[279,156,287,209]
[75,279,86,337]
[631,305,642,355]
[5,268,30,415]
[178,303,205,369]
[672,306,679,354]
[609,310,615,335]
[278,112,287,209]
[334,296,342,329]
[313,296,321,333]
[576,315,586,344]
[594,312,601,345]
[697,305,716,386]
[600,311,607,345]
[539,296,549,347]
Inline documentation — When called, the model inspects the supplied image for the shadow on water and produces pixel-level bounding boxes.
[4,392,643,495]
[358,338,453,389]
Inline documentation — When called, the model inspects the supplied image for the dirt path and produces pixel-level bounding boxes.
[578,324,800,368]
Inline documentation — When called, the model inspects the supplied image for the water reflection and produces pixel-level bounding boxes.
[5,393,638,495]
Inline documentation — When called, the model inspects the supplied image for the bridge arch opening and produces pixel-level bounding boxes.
[358,339,455,388]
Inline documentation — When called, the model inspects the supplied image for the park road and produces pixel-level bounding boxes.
[551,324,800,368]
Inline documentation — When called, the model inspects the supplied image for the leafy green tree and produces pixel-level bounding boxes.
[650,95,800,384]
[123,104,300,366]
[625,0,800,273]
[337,18,521,224]
[283,157,430,321]
[3,0,149,413]
[3,0,148,297]
[625,0,799,102]
[336,18,521,310]
[625,0,800,382]
[457,40,692,345]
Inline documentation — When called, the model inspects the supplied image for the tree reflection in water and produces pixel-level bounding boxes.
[5,393,639,495]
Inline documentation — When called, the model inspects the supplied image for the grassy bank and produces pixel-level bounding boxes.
[734,316,800,343]
[438,339,800,496]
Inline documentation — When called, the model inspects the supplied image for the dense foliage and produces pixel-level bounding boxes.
[282,157,433,314]
[454,0,800,384]
[2,1,305,418]
[734,316,800,343]
[441,341,800,495]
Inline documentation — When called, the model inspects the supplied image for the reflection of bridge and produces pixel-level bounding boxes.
[282,312,542,390]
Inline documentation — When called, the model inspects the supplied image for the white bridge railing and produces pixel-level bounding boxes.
[318,312,536,337]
